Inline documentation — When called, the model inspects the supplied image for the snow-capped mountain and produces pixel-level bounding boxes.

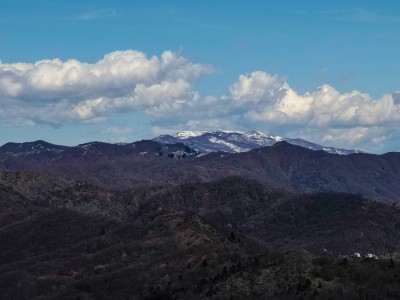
[154,130,362,155]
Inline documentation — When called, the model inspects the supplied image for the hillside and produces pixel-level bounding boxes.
[1,175,400,299]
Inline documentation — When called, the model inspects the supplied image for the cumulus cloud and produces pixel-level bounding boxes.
[225,71,285,106]
[221,71,400,128]
[0,50,212,125]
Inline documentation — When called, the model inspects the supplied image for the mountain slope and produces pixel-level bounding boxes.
[0,188,268,299]
[1,175,400,299]
[154,130,361,154]
[134,176,400,255]
[2,171,400,256]
[194,142,400,201]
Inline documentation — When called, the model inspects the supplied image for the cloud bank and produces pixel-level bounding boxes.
[0,50,399,152]
[220,71,399,127]
[0,50,212,125]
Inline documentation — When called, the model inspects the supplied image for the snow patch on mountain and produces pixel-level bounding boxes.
[175,131,208,139]
[154,130,362,155]
[209,137,250,153]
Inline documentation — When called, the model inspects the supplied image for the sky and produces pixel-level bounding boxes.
[1,0,400,153]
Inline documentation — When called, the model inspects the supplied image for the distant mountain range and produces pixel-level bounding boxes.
[0,139,197,159]
[0,131,361,161]
[0,138,398,200]
[154,130,362,155]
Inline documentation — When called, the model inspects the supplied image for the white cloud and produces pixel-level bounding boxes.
[221,72,400,129]
[0,50,212,125]
[225,71,284,106]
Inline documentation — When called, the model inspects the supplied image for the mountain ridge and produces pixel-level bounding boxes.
[0,130,362,157]
[154,130,362,155]
[0,139,399,201]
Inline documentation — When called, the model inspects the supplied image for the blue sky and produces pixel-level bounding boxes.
[1,0,400,152]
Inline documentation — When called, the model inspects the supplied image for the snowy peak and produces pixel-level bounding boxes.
[175,131,208,139]
[154,130,362,155]
[155,130,277,153]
